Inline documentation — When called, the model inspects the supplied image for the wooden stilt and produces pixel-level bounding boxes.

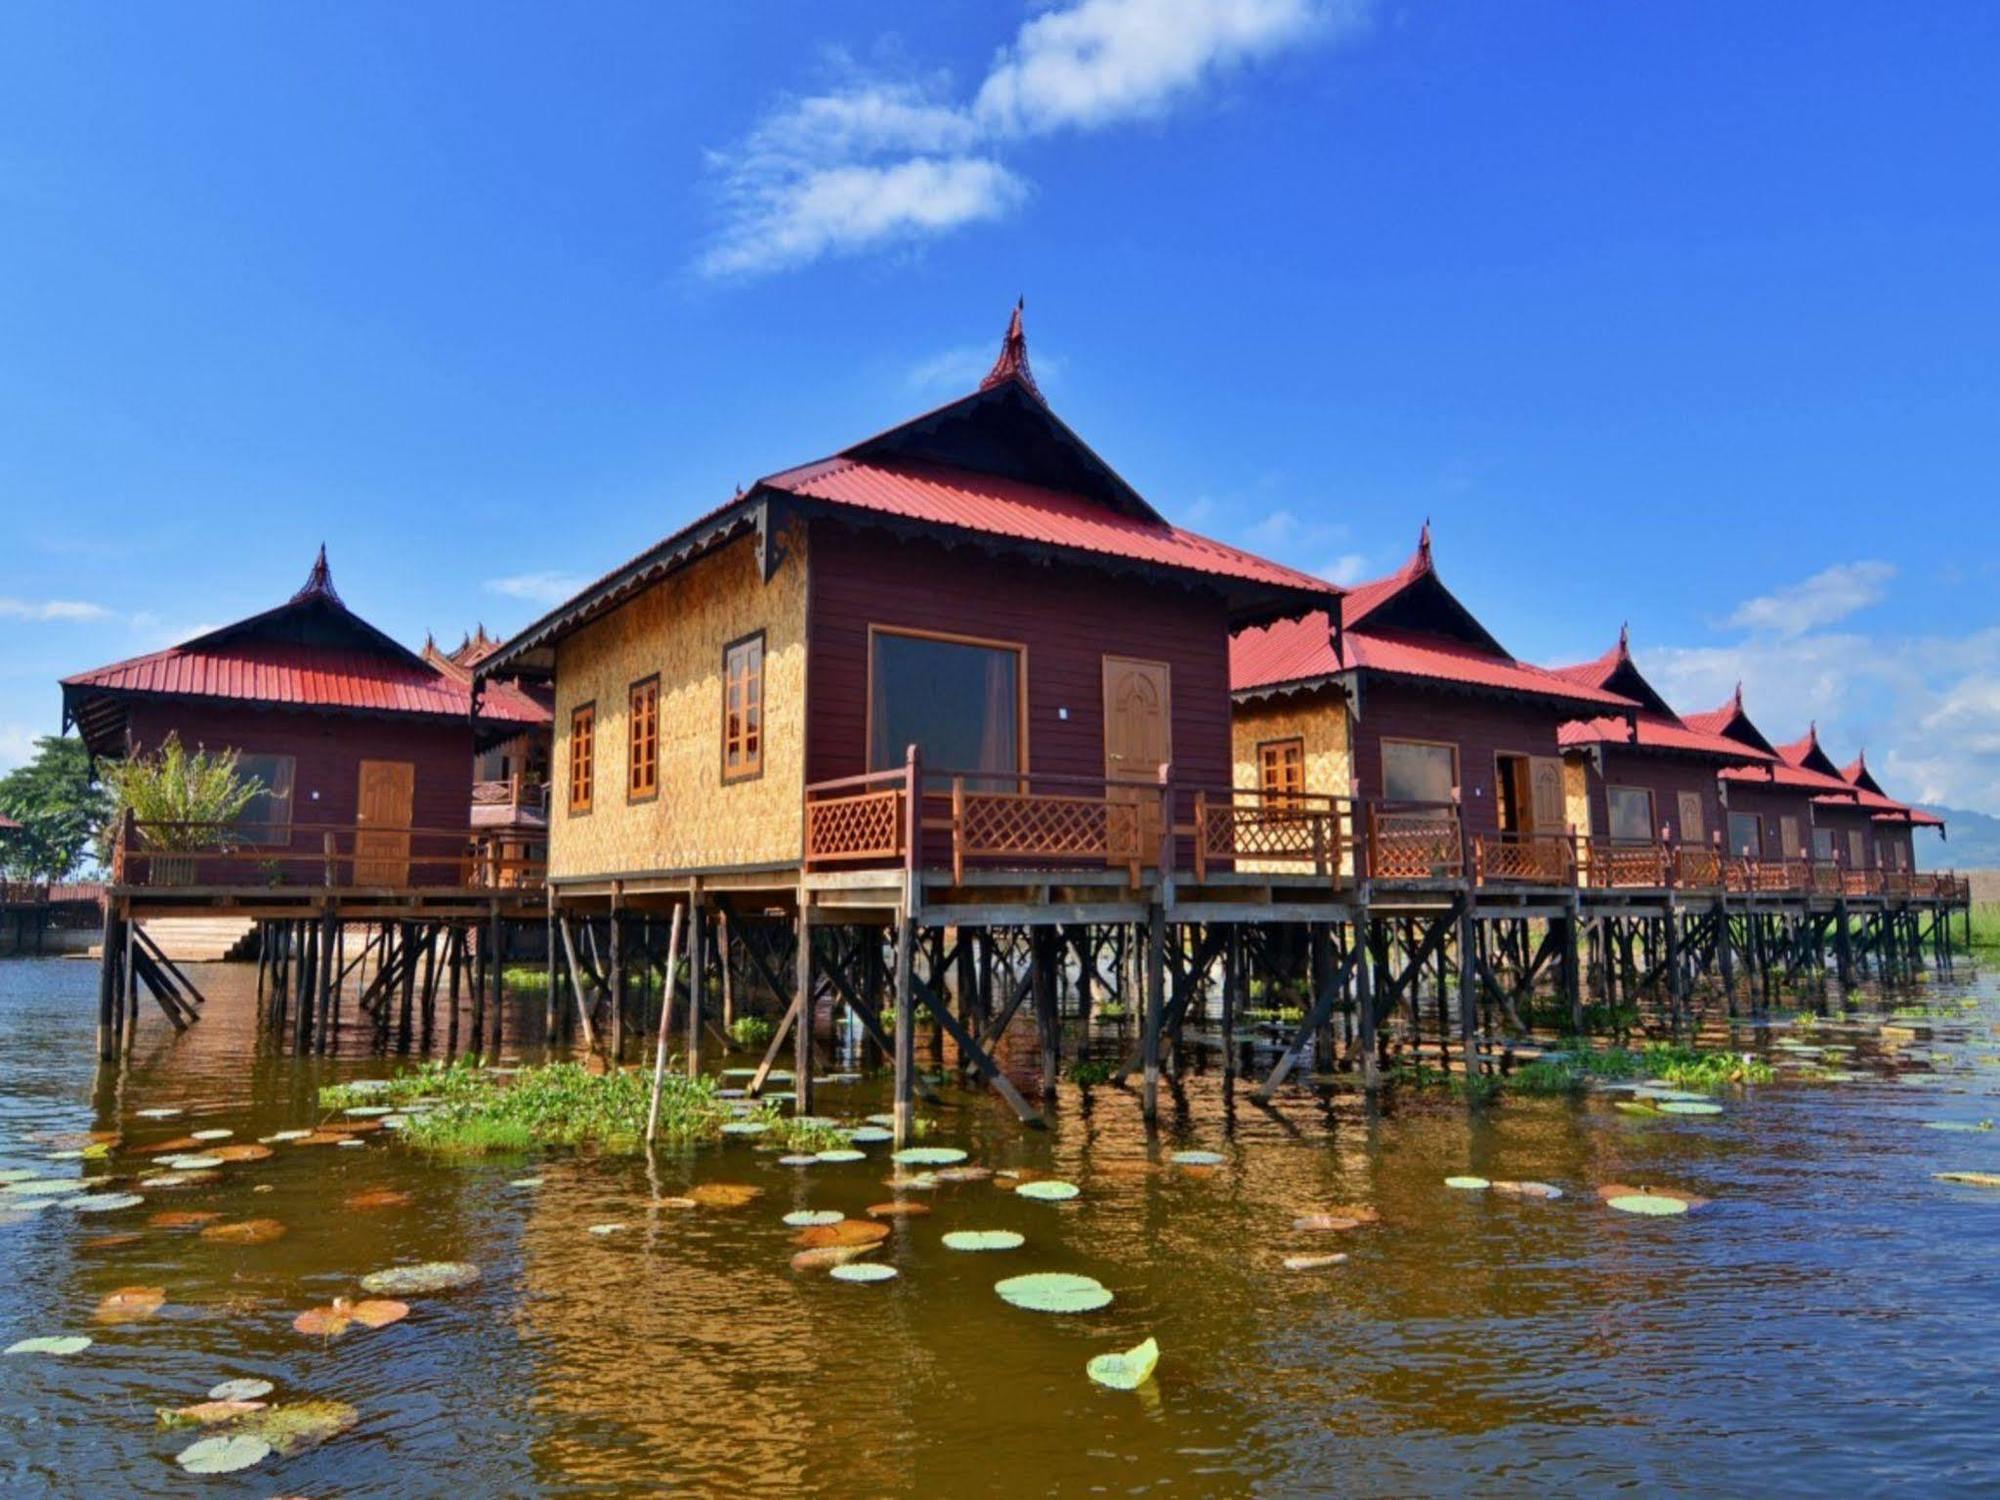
[644,904,687,1145]
[892,913,917,1147]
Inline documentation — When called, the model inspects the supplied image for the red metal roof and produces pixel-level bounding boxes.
[762,455,1333,599]
[0,812,20,831]
[1231,611,1637,709]
[1558,711,1774,761]
[62,639,545,725]
[1340,523,1434,630]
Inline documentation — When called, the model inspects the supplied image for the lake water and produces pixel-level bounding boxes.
[3,954,1999,1497]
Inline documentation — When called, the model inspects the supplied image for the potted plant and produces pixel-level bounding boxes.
[100,736,260,887]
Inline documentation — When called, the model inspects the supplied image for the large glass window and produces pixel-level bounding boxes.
[1381,739,1456,804]
[1728,811,1762,857]
[1607,785,1655,843]
[1813,827,1836,860]
[869,630,1022,787]
[233,753,295,846]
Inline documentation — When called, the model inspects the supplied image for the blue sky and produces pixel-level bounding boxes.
[3,2,1997,813]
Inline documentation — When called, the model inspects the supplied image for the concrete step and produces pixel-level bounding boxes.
[130,917,261,963]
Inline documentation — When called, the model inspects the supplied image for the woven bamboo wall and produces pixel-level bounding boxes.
[548,530,806,881]
[1230,686,1353,876]
[1562,754,1592,836]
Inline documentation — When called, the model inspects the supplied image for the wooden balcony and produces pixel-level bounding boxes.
[1582,840,1670,890]
[1474,830,1574,886]
[1366,802,1465,882]
[109,813,544,895]
[472,773,548,816]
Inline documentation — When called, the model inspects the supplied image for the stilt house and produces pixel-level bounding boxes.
[1229,526,1637,882]
[62,549,544,886]
[1551,627,1772,887]
[474,307,1337,900]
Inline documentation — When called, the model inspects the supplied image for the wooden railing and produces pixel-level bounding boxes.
[110,813,543,893]
[1675,847,1723,890]
[1186,787,1356,882]
[472,773,549,813]
[1582,840,1670,890]
[1366,802,1465,882]
[0,880,106,907]
[1475,830,1574,885]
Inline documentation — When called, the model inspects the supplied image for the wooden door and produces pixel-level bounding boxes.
[1103,657,1171,866]
[353,760,414,885]
[1677,791,1705,844]
[1780,816,1802,860]
[1528,757,1565,835]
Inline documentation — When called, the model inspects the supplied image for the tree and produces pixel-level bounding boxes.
[0,734,112,882]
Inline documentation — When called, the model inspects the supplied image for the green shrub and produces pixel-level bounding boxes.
[728,1015,774,1048]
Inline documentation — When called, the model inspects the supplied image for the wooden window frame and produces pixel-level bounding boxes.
[568,701,596,816]
[1382,737,1460,805]
[1257,735,1306,807]
[232,752,297,847]
[626,675,660,805]
[864,624,1030,782]
[721,630,766,786]
[1605,783,1656,845]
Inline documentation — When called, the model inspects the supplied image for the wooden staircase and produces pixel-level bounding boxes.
[125,917,260,963]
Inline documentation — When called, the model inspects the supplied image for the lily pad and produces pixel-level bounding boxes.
[1615,1101,1664,1117]
[1292,1214,1359,1232]
[510,1177,545,1188]
[293,1298,409,1336]
[200,1218,287,1245]
[866,1201,931,1218]
[1086,1337,1160,1389]
[1444,1176,1490,1191]
[847,1127,893,1144]
[190,1129,235,1141]
[1491,1181,1564,1200]
[209,1144,274,1163]
[795,1219,890,1249]
[777,1155,819,1167]
[342,1107,394,1118]
[359,1261,481,1295]
[790,1244,875,1272]
[686,1183,763,1209]
[942,1229,1024,1252]
[134,1108,182,1120]
[94,1285,166,1323]
[232,1399,360,1455]
[1935,1171,2000,1188]
[148,1210,221,1229]
[720,1121,770,1137]
[890,1147,966,1167]
[828,1262,898,1284]
[1924,1120,1995,1133]
[1658,1101,1724,1117]
[159,1400,267,1428]
[996,1271,1113,1314]
[161,1155,224,1171]
[1607,1193,1689,1216]
[1170,1150,1226,1166]
[71,1193,145,1213]
[209,1378,275,1402]
[934,1166,994,1183]
[813,1149,865,1164]
[1283,1252,1349,1270]
[176,1434,270,1474]
[3,1178,86,1196]
[586,1223,626,1236]
[1014,1179,1080,1202]
[783,1210,845,1228]
[260,1130,313,1144]
[6,1334,91,1355]
[344,1188,412,1211]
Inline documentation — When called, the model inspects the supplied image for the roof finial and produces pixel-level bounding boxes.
[290,543,342,606]
[1414,518,1433,572]
[1617,621,1630,657]
[1732,680,1744,710]
[979,297,1042,401]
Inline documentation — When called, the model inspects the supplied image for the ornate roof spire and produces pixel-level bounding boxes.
[979,298,1042,402]
[1617,621,1630,657]
[1732,680,1745,711]
[1413,519,1434,574]
[290,543,342,606]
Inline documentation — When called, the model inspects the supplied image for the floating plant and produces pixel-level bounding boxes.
[995,1272,1112,1314]
[1086,1337,1159,1389]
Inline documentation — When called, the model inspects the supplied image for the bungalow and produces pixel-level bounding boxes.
[473,306,1336,898]
[426,626,553,888]
[1839,750,1944,872]
[1681,688,1823,868]
[1229,526,1638,882]
[62,548,545,887]
[1551,627,1772,886]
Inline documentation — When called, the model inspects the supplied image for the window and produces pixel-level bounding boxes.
[723,632,764,783]
[1258,738,1305,805]
[628,677,659,801]
[1728,811,1762,857]
[569,704,595,814]
[1382,739,1456,804]
[869,629,1023,788]
[232,753,295,846]
[1780,816,1802,859]
[1813,828,1836,861]
[1607,785,1655,843]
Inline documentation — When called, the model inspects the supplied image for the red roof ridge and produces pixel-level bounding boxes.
[978,298,1042,403]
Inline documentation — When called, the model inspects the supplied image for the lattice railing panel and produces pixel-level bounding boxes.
[1203,806,1341,869]
[1675,849,1722,889]
[1479,834,1572,885]
[806,790,903,863]
[1588,843,1667,888]
[960,794,1116,861]
[1372,817,1463,881]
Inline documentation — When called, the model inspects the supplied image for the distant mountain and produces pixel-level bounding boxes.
[1914,805,2000,871]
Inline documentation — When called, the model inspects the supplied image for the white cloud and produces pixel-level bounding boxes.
[699,0,1363,277]
[0,597,113,622]
[1725,559,1895,637]
[1319,552,1368,585]
[1644,575,2000,817]
[485,572,588,607]
[0,723,37,772]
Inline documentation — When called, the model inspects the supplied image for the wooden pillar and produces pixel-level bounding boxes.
[96,903,122,1060]
[1833,897,1853,989]
[1664,901,1687,1043]
[1716,902,1738,1015]
[794,895,815,1116]
[684,895,705,1079]
[1033,927,1059,1098]
[1456,897,1478,1078]
[1354,902,1378,1087]
[892,913,917,1146]
[488,904,505,1054]
[608,892,626,1069]
[1562,901,1584,1035]
[1222,924,1241,1077]
[544,892,559,1045]
[1141,906,1165,1122]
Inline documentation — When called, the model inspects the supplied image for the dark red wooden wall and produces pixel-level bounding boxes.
[1718,781,1820,859]
[804,521,1234,792]
[1348,678,1577,838]
[1590,749,1726,846]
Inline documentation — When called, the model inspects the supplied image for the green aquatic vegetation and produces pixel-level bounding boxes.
[1086,1337,1160,1390]
[727,1015,774,1048]
[996,1272,1113,1313]
[500,966,551,993]
[1093,1000,1129,1022]
[766,1116,851,1153]
[1637,1045,1776,1090]
[1502,1061,1591,1097]
[1069,1061,1116,1085]
[327,1062,760,1155]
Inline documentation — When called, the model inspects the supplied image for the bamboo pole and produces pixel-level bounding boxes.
[645,905,687,1146]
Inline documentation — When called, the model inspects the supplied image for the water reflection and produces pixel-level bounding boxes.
[0,955,1998,1495]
